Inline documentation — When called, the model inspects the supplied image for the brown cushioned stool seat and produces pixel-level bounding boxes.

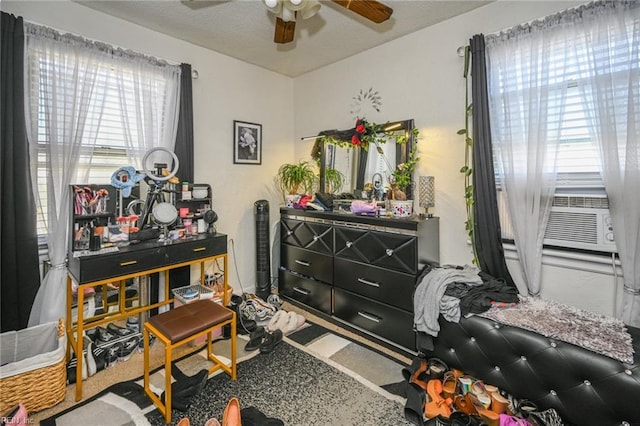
[143,299,236,424]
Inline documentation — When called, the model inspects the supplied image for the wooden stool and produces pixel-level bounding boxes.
[143,299,237,423]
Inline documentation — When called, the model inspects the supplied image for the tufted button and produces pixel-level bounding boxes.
[625,369,632,375]
[494,366,501,371]
[450,348,456,353]
[470,337,476,342]
[520,355,527,361]
[494,324,500,329]
[550,390,557,396]
[622,422,630,426]
[346,241,353,248]
[550,341,557,348]
[584,380,591,386]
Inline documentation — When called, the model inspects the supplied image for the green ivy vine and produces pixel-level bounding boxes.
[457,46,479,265]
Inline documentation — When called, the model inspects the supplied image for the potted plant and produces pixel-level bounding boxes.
[324,167,345,194]
[276,160,316,206]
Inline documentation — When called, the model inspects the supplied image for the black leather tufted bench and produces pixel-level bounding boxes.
[418,315,640,426]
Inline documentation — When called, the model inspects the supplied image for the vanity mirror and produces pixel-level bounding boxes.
[314,119,416,200]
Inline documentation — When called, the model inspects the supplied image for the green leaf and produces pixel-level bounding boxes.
[460,166,469,173]
[466,137,473,146]
[456,129,466,135]
[465,168,473,176]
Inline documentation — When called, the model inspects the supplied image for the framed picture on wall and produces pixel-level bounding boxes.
[233,120,262,165]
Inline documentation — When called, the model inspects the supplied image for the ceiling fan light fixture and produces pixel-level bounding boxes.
[264,0,282,14]
[280,6,296,22]
[299,0,321,20]
[284,0,305,11]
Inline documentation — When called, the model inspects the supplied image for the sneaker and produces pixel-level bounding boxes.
[118,336,140,362]
[107,322,136,337]
[104,342,123,367]
[66,356,88,384]
[85,341,97,377]
[94,326,117,343]
[90,344,108,373]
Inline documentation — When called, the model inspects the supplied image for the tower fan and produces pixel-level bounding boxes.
[254,200,271,300]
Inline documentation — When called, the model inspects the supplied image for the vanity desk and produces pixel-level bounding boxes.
[66,232,228,401]
[279,208,439,352]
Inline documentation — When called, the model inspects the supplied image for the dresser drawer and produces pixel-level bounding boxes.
[164,235,227,264]
[281,245,333,283]
[334,258,415,312]
[69,247,166,283]
[334,227,417,274]
[279,269,332,314]
[281,218,333,255]
[334,288,415,350]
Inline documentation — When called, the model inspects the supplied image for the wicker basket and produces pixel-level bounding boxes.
[0,319,67,413]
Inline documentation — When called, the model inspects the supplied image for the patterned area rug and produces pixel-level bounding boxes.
[479,295,635,363]
[41,321,411,425]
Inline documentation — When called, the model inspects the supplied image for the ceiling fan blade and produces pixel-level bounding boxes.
[274,17,296,43]
[332,0,393,24]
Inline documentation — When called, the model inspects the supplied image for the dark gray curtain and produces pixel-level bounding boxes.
[174,63,194,183]
[470,34,515,288]
[1,12,41,331]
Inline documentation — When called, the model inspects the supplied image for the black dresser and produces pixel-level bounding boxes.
[279,208,439,352]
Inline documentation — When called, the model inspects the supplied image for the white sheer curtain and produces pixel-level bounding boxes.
[574,2,640,326]
[24,24,181,326]
[25,25,107,326]
[486,23,570,296]
[115,59,181,169]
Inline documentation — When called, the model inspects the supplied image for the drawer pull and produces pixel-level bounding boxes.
[385,248,394,256]
[357,311,381,323]
[313,235,319,241]
[293,286,311,295]
[192,247,206,252]
[346,241,353,248]
[295,260,311,267]
[287,230,293,236]
[119,260,137,267]
[357,278,380,288]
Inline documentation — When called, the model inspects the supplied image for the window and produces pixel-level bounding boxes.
[25,35,180,239]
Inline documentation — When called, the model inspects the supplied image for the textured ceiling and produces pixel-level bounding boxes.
[74,0,491,77]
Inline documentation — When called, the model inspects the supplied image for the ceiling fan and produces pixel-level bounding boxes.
[264,0,393,44]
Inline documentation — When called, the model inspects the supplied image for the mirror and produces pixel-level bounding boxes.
[316,119,416,200]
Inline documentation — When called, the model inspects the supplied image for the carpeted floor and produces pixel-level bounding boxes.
[38,304,413,426]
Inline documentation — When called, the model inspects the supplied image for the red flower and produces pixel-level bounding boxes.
[355,124,365,133]
[351,135,361,146]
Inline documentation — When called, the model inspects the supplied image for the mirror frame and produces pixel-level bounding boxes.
[318,118,416,200]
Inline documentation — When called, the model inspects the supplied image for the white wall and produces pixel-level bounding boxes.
[293,0,623,317]
[5,0,621,317]
[3,0,294,295]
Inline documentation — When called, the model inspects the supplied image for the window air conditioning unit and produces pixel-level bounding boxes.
[544,194,617,253]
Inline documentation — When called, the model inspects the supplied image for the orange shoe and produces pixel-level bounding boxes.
[409,359,429,392]
[424,379,452,419]
[441,371,458,399]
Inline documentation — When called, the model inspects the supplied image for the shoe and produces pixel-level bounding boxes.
[222,397,241,426]
[170,369,208,400]
[90,344,108,373]
[3,404,28,425]
[85,341,97,377]
[441,371,458,399]
[490,391,509,414]
[205,419,221,426]
[408,359,429,392]
[107,322,136,337]
[259,329,283,354]
[244,326,267,352]
[94,326,117,343]
[177,418,190,426]
[66,356,88,384]
[118,336,140,362]
[425,379,452,419]
[105,342,123,367]
[404,382,426,426]
[402,356,426,382]
[266,310,288,333]
[466,393,500,426]
[427,358,449,381]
